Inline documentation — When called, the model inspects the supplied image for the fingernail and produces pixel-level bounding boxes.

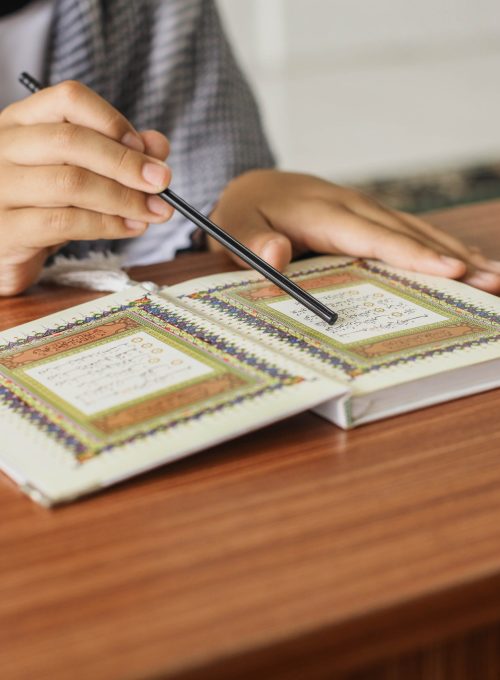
[440,255,463,268]
[142,162,169,189]
[121,132,145,152]
[464,270,500,286]
[124,219,147,230]
[146,195,170,217]
[261,239,283,263]
[484,258,500,272]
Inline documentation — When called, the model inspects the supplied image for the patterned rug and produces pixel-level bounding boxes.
[356,163,500,213]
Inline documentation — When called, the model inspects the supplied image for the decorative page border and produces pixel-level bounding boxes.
[0,296,302,461]
[181,260,500,378]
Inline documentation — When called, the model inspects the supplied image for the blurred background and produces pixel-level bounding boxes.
[216,0,500,213]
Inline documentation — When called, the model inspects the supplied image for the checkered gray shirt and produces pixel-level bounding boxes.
[45,0,275,263]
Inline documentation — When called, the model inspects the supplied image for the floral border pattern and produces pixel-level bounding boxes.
[0,296,302,461]
[183,259,500,378]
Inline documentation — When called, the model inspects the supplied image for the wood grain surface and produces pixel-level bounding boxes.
[0,201,499,680]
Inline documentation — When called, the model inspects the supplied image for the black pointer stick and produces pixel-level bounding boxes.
[19,71,338,325]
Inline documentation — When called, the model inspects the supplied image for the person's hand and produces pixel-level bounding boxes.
[209,169,500,294]
[0,81,173,296]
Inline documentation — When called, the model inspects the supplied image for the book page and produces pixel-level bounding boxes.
[170,256,500,394]
[267,283,447,344]
[0,288,343,505]
[23,331,214,416]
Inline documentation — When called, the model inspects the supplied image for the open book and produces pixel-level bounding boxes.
[1,256,499,506]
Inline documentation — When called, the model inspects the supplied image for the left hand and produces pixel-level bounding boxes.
[209,169,500,294]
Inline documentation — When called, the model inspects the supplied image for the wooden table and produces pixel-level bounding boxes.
[1,201,500,680]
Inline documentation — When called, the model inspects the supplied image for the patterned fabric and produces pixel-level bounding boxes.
[43,0,275,263]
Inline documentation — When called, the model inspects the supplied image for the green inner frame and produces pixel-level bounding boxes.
[217,268,493,368]
[2,309,270,447]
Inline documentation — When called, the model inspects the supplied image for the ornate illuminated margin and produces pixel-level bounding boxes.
[182,260,500,378]
[0,296,302,461]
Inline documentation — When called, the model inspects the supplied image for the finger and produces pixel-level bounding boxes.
[1,207,148,249]
[354,201,500,287]
[0,165,174,223]
[467,250,500,273]
[299,200,467,278]
[2,80,145,150]
[209,207,292,270]
[352,218,467,278]
[139,130,170,161]
[346,196,468,258]
[1,123,170,194]
[461,270,500,294]
[393,209,500,274]
[335,199,500,291]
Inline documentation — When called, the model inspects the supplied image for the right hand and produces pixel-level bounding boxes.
[0,80,173,296]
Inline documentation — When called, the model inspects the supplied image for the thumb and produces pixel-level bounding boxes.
[211,209,293,271]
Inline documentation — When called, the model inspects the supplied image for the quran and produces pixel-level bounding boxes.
[1,256,499,506]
